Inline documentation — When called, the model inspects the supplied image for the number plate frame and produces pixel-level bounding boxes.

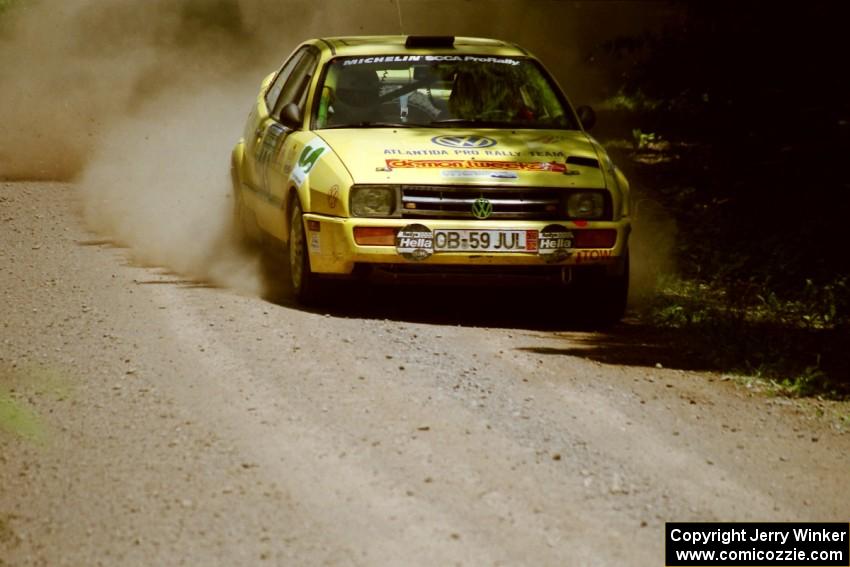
[432,229,539,253]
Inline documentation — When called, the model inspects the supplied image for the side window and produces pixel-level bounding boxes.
[264,47,308,112]
[271,49,319,120]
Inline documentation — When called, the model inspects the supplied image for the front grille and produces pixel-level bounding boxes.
[401,185,562,220]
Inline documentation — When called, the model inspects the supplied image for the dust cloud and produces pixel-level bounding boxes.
[628,197,677,305]
[1,0,279,293]
[1,0,679,301]
[78,89,264,293]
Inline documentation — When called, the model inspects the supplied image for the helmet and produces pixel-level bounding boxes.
[335,67,380,108]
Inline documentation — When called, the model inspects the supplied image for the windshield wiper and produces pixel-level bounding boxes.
[428,118,478,125]
[324,121,413,129]
[428,118,513,128]
[428,118,573,129]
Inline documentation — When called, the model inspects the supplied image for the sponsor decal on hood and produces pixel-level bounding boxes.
[317,129,606,186]
[385,158,567,173]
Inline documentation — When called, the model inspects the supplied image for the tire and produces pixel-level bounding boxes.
[288,199,326,305]
[573,253,629,327]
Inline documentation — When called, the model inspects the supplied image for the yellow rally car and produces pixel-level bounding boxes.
[232,36,631,323]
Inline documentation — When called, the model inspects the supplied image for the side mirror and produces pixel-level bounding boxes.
[280,103,303,129]
[576,105,596,131]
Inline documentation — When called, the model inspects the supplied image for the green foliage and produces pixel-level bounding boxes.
[602,89,662,113]
[0,365,71,441]
[631,128,656,150]
[645,276,849,399]
[0,0,23,16]
[773,366,829,398]
[799,277,847,329]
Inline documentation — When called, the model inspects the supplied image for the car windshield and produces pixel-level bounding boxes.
[313,55,577,130]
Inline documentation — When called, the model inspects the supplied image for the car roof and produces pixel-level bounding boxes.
[310,36,529,58]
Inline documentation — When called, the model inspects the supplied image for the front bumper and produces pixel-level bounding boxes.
[302,214,630,275]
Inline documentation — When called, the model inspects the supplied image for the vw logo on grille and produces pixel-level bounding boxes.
[471,197,493,220]
[431,135,497,149]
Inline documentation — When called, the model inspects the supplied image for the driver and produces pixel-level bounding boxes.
[446,68,534,122]
[447,70,485,119]
[328,66,381,126]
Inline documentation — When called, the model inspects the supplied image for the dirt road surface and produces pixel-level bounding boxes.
[2,182,849,566]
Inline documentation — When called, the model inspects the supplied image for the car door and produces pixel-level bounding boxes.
[242,46,309,205]
[254,47,320,240]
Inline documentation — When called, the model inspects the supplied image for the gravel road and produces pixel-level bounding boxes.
[2,182,848,566]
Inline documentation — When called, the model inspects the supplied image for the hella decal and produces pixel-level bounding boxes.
[538,224,574,263]
[396,224,433,261]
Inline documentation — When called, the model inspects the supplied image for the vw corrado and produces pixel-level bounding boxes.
[232,35,631,322]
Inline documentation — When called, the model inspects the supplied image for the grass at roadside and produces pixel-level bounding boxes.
[0,364,72,442]
[0,0,22,16]
[641,277,849,399]
[0,392,43,441]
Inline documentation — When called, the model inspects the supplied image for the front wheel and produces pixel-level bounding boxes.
[288,200,326,304]
[572,254,629,327]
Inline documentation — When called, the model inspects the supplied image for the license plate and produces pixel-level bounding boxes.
[433,229,538,252]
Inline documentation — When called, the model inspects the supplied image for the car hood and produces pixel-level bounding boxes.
[316,129,607,188]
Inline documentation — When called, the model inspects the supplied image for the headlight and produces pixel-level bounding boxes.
[566,192,605,219]
[350,185,396,217]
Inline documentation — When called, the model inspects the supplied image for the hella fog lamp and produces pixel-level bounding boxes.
[566,192,605,219]
[350,186,396,217]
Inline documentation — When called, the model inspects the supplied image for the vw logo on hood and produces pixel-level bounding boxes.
[431,135,497,149]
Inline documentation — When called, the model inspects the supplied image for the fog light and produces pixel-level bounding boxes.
[354,226,396,246]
